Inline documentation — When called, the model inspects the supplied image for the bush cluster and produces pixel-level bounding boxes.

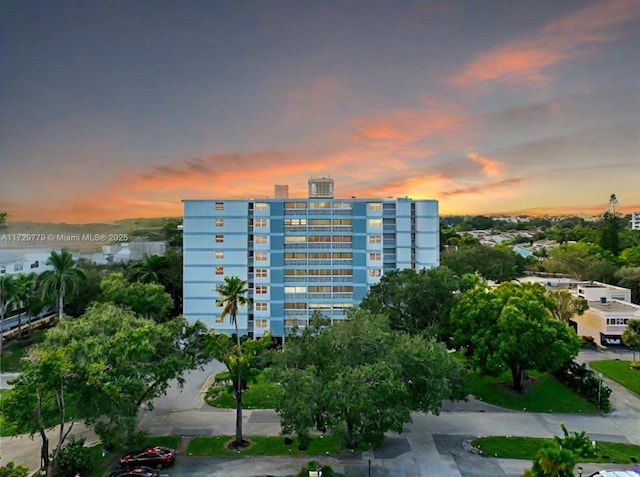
[53,437,96,477]
[554,361,611,412]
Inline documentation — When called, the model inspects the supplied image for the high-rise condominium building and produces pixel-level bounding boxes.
[182,178,439,339]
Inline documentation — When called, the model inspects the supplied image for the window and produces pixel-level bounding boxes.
[215,235,224,243]
[369,219,382,228]
[285,302,307,309]
[333,286,353,292]
[309,252,331,259]
[14,263,23,272]
[255,252,268,261]
[255,235,268,244]
[255,285,268,294]
[215,251,224,259]
[255,218,267,227]
[332,252,352,259]
[215,218,224,227]
[284,202,307,209]
[369,252,381,261]
[333,218,352,226]
[285,286,307,293]
[333,235,352,242]
[0,266,5,274]
[369,235,382,244]
[284,252,307,259]
[308,286,331,293]
[308,219,331,225]
[333,201,352,209]
[255,268,267,278]
[284,236,306,243]
[215,202,224,211]
[309,201,331,209]
[255,202,268,211]
[284,218,307,226]
[215,266,224,275]
[368,202,382,211]
[30,260,40,269]
[369,269,382,277]
[255,319,268,328]
[255,302,268,311]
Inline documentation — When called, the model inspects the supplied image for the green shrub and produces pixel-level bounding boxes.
[53,437,97,477]
[0,462,29,477]
[554,360,611,412]
[295,460,336,477]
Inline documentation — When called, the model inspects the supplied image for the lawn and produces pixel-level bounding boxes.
[590,360,640,395]
[0,329,47,372]
[186,434,359,456]
[472,436,640,464]
[467,370,600,414]
[206,371,280,409]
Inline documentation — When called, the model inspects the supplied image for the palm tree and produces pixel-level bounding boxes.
[216,276,252,448]
[0,274,19,356]
[622,319,640,363]
[130,254,162,284]
[13,273,37,338]
[36,249,85,321]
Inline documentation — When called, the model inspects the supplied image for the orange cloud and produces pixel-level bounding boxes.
[467,152,505,176]
[351,98,470,148]
[453,0,640,87]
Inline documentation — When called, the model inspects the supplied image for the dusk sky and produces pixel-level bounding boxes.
[1,0,639,223]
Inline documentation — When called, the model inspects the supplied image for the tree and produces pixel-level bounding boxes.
[544,243,617,282]
[621,246,640,267]
[548,290,588,324]
[215,276,252,448]
[622,319,640,362]
[0,274,18,356]
[63,259,107,318]
[360,267,475,342]
[205,331,273,398]
[22,302,208,449]
[0,211,7,226]
[100,272,174,322]
[271,310,467,449]
[13,273,38,338]
[129,254,163,284]
[451,281,581,391]
[441,243,524,282]
[3,346,85,477]
[36,249,86,321]
[614,267,640,305]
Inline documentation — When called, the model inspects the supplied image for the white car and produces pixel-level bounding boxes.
[588,471,640,477]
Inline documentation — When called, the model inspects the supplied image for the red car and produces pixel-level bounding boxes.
[108,467,159,477]
[119,446,176,469]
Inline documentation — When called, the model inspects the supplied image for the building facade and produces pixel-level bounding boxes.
[631,211,640,231]
[182,179,439,339]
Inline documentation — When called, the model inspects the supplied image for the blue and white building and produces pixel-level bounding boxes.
[182,178,439,339]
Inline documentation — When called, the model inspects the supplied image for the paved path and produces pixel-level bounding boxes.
[2,353,639,476]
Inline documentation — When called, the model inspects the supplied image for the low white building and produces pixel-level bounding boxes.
[631,211,640,231]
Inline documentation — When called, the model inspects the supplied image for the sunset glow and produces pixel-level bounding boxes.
[2,1,638,223]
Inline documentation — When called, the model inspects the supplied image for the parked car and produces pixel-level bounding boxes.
[588,471,640,477]
[108,467,159,477]
[119,446,176,469]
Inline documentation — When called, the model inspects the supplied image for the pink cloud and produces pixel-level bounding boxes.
[453,0,639,87]
[468,152,505,176]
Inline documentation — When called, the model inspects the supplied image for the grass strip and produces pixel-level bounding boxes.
[473,436,640,464]
[186,435,351,456]
[590,360,640,395]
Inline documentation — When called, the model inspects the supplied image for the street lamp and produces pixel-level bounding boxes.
[597,372,603,408]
